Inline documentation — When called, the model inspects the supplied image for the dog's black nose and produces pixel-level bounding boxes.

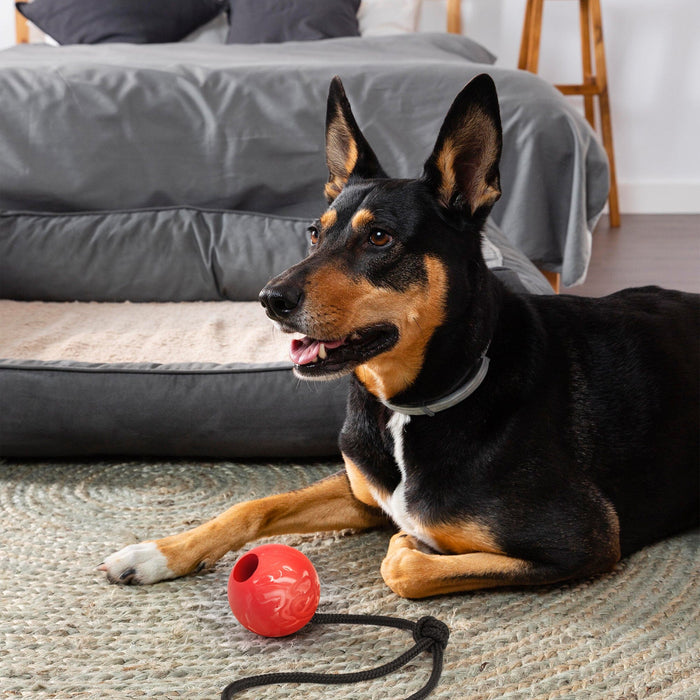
[259,285,304,319]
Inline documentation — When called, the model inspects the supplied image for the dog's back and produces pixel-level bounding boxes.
[516,286,699,554]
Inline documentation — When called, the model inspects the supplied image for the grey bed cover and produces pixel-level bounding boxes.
[0,33,609,287]
[0,34,577,457]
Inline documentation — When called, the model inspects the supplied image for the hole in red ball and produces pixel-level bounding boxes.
[233,553,259,583]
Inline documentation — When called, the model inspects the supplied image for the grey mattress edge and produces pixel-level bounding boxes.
[0,216,551,458]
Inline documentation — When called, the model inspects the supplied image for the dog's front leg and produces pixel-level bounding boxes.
[99,471,387,585]
[381,531,620,599]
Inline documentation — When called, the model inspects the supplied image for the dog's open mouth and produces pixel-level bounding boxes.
[289,324,398,377]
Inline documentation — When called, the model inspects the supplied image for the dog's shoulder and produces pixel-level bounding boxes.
[492,284,699,409]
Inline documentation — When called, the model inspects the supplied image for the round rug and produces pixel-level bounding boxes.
[1,459,698,698]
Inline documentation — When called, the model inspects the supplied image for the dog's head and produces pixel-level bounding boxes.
[260,74,502,401]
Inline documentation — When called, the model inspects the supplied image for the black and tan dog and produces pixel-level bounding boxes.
[100,75,699,598]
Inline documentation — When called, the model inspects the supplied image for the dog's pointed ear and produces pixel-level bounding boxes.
[325,76,386,203]
[423,74,502,216]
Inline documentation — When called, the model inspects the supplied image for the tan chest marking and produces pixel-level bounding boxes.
[343,454,389,509]
[344,426,501,557]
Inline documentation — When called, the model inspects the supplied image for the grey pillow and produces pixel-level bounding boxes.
[15,0,226,44]
[226,0,361,44]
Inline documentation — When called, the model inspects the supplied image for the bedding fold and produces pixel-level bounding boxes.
[0,33,608,285]
[0,32,605,458]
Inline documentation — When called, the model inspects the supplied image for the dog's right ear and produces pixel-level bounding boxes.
[423,74,503,217]
[325,77,386,203]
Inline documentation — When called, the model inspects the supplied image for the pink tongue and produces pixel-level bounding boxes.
[290,337,320,365]
[290,337,345,365]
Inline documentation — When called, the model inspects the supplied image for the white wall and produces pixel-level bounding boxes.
[0,3,13,48]
[423,0,700,214]
[2,0,698,213]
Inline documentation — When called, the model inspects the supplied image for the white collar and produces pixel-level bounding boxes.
[380,346,491,417]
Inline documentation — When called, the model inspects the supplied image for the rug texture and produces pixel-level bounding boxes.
[1,459,698,699]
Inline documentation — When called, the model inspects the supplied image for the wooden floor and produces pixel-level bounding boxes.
[564,214,700,297]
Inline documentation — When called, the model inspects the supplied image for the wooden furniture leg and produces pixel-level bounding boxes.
[519,0,620,292]
[579,0,596,127]
[446,0,462,34]
[518,0,545,73]
[557,0,619,227]
[589,0,620,227]
[16,9,30,44]
[541,269,561,294]
[520,0,619,228]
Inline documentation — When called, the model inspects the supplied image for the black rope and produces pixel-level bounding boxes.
[221,613,450,699]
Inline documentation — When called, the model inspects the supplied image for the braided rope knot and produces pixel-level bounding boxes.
[414,616,450,649]
[222,613,451,699]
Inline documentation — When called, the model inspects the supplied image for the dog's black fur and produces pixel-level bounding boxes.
[101,74,698,596]
[259,74,699,596]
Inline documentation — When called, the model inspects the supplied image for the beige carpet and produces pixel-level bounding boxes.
[1,459,698,699]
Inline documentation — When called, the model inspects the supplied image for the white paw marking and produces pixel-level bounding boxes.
[99,542,175,585]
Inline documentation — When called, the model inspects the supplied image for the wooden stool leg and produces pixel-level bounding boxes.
[541,269,561,294]
[590,0,620,227]
[446,0,461,35]
[579,0,596,128]
[519,0,620,284]
[518,0,536,70]
[520,0,561,293]
[519,0,545,73]
[16,9,30,44]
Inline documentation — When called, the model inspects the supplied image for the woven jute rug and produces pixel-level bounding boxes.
[1,459,698,699]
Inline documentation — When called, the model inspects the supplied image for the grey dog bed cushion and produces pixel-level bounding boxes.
[0,301,341,458]
[0,208,551,458]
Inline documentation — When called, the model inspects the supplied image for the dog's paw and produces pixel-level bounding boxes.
[98,542,176,585]
[380,532,433,599]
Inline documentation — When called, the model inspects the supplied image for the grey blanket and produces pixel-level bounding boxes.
[0,33,608,285]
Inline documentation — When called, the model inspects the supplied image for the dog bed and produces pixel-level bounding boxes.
[0,210,552,458]
[0,299,347,458]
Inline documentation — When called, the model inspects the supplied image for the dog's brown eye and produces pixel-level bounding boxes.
[308,226,319,245]
[369,229,392,247]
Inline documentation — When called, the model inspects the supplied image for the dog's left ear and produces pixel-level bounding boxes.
[423,74,502,216]
[325,76,386,202]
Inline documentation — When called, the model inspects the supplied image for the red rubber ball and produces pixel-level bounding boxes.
[227,544,321,637]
